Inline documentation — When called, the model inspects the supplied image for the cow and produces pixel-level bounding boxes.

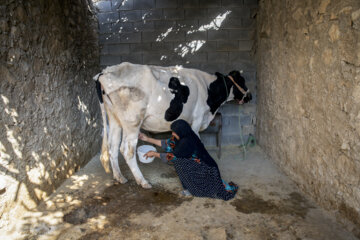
[94,62,252,188]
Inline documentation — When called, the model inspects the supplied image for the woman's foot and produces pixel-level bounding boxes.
[179,189,192,197]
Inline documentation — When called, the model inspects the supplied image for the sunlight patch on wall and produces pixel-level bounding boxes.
[188,11,232,34]
[175,40,206,57]
[2,95,18,124]
[0,141,11,163]
[2,94,22,160]
[156,27,173,42]
[142,13,149,21]
[31,152,40,162]
[173,11,230,58]
[77,96,89,114]
[27,161,48,185]
[77,96,95,126]
[120,17,129,22]
[61,143,70,158]
[1,95,9,105]
[112,0,129,10]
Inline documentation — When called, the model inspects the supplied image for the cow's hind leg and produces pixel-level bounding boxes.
[108,113,127,184]
[100,103,111,173]
[121,128,151,189]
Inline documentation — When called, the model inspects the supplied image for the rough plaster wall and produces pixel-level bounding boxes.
[256,0,360,228]
[94,0,258,146]
[0,0,100,224]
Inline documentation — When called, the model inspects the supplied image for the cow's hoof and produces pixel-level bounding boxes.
[114,176,128,184]
[141,181,152,189]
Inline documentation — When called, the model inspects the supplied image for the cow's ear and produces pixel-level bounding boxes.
[228,70,240,79]
[215,72,223,78]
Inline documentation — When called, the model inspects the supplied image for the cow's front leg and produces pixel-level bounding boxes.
[121,132,152,189]
[108,120,127,184]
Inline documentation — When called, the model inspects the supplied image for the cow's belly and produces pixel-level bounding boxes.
[141,102,213,133]
[141,116,172,132]
[141,114,195,132]
[141,109,195,133]
[141,89,198,132]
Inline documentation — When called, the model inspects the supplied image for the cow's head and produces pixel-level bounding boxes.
[228,70,252,105]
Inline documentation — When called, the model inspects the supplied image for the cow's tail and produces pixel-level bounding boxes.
[94,73,111,173]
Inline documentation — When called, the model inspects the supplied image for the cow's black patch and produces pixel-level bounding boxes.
[206,72,232,114]
[165,77,190,122]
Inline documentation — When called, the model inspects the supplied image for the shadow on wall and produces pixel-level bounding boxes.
[0,0,101,226]
[0,90,98,208]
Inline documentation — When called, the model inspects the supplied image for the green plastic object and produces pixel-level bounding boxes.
[246,134,256,147]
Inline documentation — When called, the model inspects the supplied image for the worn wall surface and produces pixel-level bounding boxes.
[0,0,100,225]
[94,0,258,145]
[256,0,360,228]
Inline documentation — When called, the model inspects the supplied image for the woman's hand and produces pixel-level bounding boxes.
[138,133,162,147]
[144,151,159,159]
[138,132,149,142]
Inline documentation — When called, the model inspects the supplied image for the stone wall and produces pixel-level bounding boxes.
[256,0,360,228]
[94,0,258,145]
[0,0,100,225]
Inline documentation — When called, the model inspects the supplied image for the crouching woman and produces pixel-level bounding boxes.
[139,119,238,201]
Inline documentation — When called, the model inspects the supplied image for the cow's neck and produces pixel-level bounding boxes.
[206,74,233,114]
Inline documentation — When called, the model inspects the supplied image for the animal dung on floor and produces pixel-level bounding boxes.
[137,145,156,163]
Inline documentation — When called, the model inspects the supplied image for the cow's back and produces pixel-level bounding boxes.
[99,62,155,94]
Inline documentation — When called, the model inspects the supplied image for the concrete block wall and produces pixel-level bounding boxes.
[94,0,258,146]
[0,0,100,226]
[256,0,360,228]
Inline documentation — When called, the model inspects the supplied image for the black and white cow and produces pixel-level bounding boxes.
[94,62,252,188]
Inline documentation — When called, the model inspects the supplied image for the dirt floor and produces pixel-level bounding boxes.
[1,146,359,240]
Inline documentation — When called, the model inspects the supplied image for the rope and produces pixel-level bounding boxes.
[221,75,229,99]
[238,111,247,160]
[238,113,257,161]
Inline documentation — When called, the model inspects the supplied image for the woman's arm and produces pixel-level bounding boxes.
[143,151,160,159]
[138,132,162,147]
[143,151,175,164]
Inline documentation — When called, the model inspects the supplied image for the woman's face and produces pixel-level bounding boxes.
[172,132,180,140]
